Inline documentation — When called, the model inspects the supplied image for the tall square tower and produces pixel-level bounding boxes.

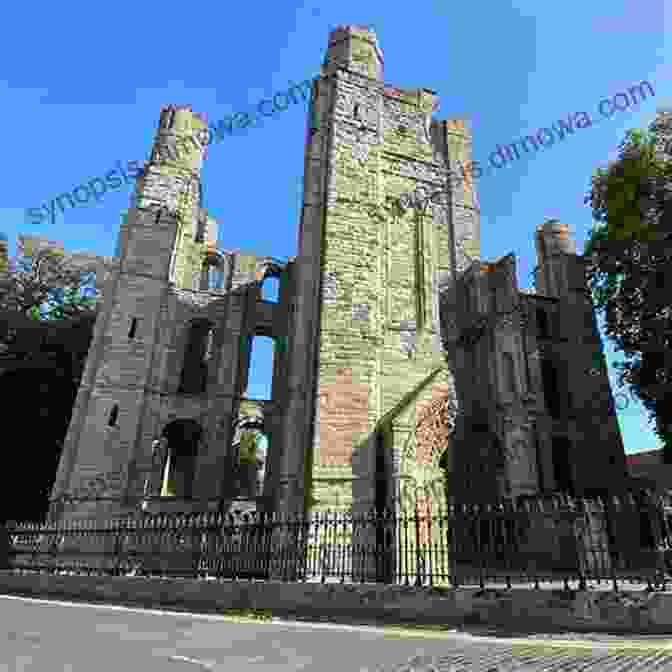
[279,26,479,517]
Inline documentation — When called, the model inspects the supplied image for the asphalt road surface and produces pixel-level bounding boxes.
[2,595,672,671]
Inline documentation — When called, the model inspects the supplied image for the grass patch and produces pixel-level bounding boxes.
[220,608,274,621]
[429,585,453,595]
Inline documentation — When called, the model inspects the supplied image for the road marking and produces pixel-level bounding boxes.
[168,654,216,669]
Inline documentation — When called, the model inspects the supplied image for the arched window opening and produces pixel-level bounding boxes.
[194,214,206,242]
[108,404,119,427]
[541,356,560,418]
[245,335,275,400]
[160,419,202,499]
[209,265,223,290]
[261,275,280,303]
[503,352,517,397]
[534,435,544,491]
[536,308,549,339]
[179,320,214,394]
[128,318,138,339]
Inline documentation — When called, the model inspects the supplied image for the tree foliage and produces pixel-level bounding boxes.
[0,236,97,323]
[584,112,672,458]
[238,430,259,465]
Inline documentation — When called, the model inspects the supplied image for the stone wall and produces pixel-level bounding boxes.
[3,570,672,634]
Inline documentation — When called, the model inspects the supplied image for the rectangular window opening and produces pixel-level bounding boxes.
[245,335,276,400]
[108,404,119,427]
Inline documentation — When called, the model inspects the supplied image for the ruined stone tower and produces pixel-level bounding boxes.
[50,26,627,532]
[444,219,628,506]
[284,25,480,519]
[50,107,218,519]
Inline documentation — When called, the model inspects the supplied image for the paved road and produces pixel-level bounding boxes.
[2,595,672,671]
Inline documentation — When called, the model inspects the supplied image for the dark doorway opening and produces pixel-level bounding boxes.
[541,357,561,417]
[374,430,393,582]
[160,419,202,499]
[552,436,574,495]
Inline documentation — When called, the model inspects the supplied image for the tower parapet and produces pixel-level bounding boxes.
[322,25,384,80]
[134,105,207,216]
[119,106,210,287]
[0,233,8,274]
[534,219,576,298]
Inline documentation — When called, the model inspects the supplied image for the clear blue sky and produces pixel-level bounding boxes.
[1,1,668,453]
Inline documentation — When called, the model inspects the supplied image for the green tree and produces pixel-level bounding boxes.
[44,285,97,321]
[0,237,94,314]
[0,236,98,350]
[584,111,672,460]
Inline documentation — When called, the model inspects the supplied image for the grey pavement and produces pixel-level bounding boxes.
[2,595,672,671]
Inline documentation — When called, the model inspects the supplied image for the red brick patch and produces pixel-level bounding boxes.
[318,368,369,467]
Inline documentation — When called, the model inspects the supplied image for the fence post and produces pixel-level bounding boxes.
[0,523,10,570]
[644,490,668,586]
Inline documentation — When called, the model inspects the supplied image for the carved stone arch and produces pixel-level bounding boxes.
[396,390,458,519]
[415,392,459,469]
[396,390,459,469]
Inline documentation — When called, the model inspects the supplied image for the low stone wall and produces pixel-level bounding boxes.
[2,570,672,634]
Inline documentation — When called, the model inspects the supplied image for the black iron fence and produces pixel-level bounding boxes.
[3,491,672,590]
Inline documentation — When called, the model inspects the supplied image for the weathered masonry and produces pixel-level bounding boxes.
[51,26,628,533]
